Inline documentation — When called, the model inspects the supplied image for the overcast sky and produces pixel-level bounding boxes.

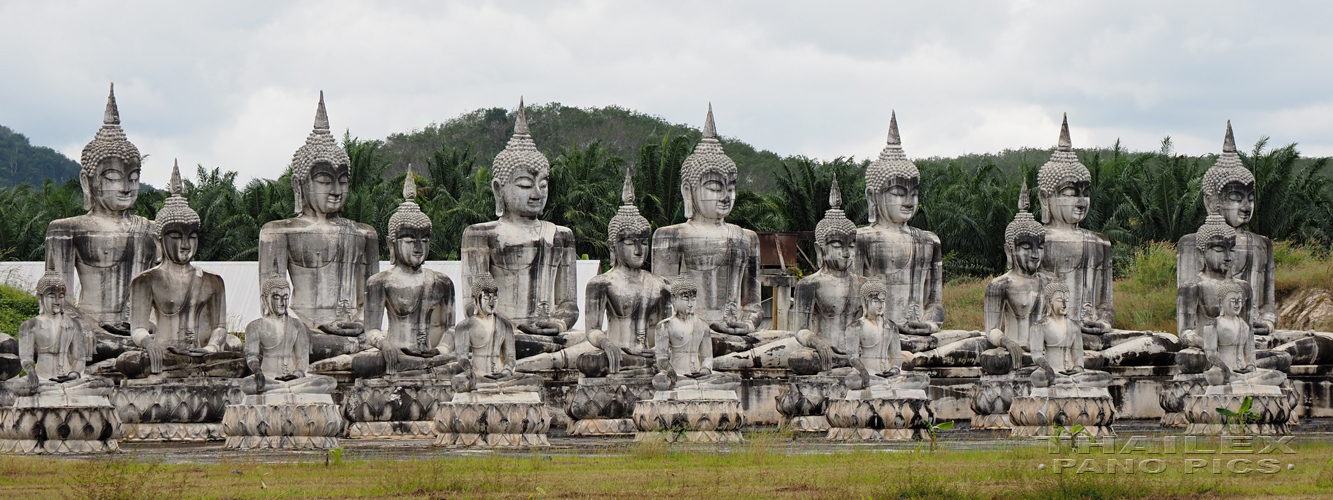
[2,1,1331,187]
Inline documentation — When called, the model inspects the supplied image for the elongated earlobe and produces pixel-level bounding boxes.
[865,188,877,224]
[681,184,694,220]
[493,179,505,218]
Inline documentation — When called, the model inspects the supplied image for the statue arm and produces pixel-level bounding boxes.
[65,318,87,374]
[243,322,262,374]
[1258,236,1278,330]
[739,231,764,330]
[431,278,456,354]
[651,229,680,283]
[359,231,380,322]
[501,318,517,375]
[887,322,904,371]
[1097,238,1115,328]
[17,320,35,375]
[460,226,489,316]
[1177,282,1199,340]
[363,278,386,335]
[791,282,814,332]
[550,231,579,331]
[1071,319,1086,370]
[45,225,80,318]
[295,319,312,374]
[982,278,1006,337]
[583,279,607,334]
[206,275,227,351]
[696,318,714,372]
[923,235,946,328]
[1028,320,1047,364]
[653,319,671,371]
[128,274,156,343]
[258,226,287,285]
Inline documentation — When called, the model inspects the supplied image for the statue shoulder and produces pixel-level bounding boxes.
[916,227,942,246]
[199,269,225,288]
[44,215,90,235]
[462,221,501,238]
[18,316,43,334]
[550,222,576,245]
[1080,228,1112,246]
[260,217,306,234]
[425,268,454,288]
[643,271,671,291]
[349,219,379,238]
[735,225,759,243]
[652,223,684,242]
[366,270,390,287]
[131,267,162,286]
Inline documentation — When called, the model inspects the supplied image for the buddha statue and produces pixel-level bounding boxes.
[258,92,378,362]
[118,164,243,378]
[362,168,459,376]
[1178,216,1287,389]
[450,274,543,392]
[1178,122,1278,338]
[651,276,741,392]
[45,84,156,353]
[852,112,946,342]
[1030,282,1112,391]
[518,169,669,374]
[845,280,929,393]
[239,277,337,395]
[461,99,578,356]
[651,105,763,343]
[4,271,111,398]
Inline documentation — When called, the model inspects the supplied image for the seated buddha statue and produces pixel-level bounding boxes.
[1030,282,1112,392]
[118,164,243,378]
[652,276,741,392]
[239,277,337,395]
[258,93,378,364]
[461,99,578,357]
[845,279,929,393]
[518,169,668,374]
[3,271,111,398]
[450,274,543,393]
[44,84,155,361]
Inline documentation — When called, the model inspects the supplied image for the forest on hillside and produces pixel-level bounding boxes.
[0,125,81,188]
[0,105,1330,280]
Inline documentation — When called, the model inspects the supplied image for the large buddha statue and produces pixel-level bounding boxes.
[117,164,243,378]
[45,84,156,352]
[4,271,111,398]
[258,93,378,362]
[240,277,337,395]
[1178,122,1277,338]
[461,99,578,356]
[651,105,763,342]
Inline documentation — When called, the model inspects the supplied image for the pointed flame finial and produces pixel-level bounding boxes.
[104,83,120,125]
[702,103,717,139]
[621,166,635,205]
[1223,120,1236,153]
[314,91,330,131]
[169,159,183,196]
[403,163,417,201]
[886,110,901,146]
[829,175,842,210]
[1058,113,1071,151]
[1018,178,1031,212]
[514,97,530,135]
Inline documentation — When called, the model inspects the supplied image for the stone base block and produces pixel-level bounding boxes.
[433,397,551,448]
[780,415,829,433]
[970,414,1011,429]
[774,376,845,426]
[567,418,636,436]
[969,371,1032,431]
[632,398,745,443]
[224,436,340,450]
[111,378,243,442]
[1159,375,1207,427]
[565,376,654,435]
[122,423,224,441]
[1009,396,1117,438]
[340,376,452,439]
[346,421,436,438]
[825,397,934,441]
[1183,393,1290,436]
[0,400,120,454]
[222,399,345,450]
[0,438,118,454]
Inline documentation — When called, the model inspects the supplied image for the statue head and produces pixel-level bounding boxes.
[1005,180,1046,274]
[260,276,291,317]
[155,161,202,265]
[865,111,921,225]
[472,274,499,316]
[388,166,432,269]
[814,177,857,272]
[79,83,142,213]
[860,279,888,320]
[291,92,352,217]
[1197,214,1237,275]
[607,168,651,269]
[491,98,550,219]
[1037,114,1092,226]
[1201,121,1256,228]
[36,270,67,316]
[1219,280,1245,319]
[1043,281,1071,318]
[668,275,699,317]
[680,104,738,222]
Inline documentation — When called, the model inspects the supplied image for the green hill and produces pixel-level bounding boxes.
[0,125,80,187]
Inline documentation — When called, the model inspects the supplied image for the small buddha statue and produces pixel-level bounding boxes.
[258,92,378,361]
[787,179,865,375]
[461,99,578,356]
[4,271,110,397]
[852,112,945,340]
[1178,216,1287,389]
[120,164,242,377]
[652,276,741,392]
[451,274,543,392]
[363,168,459,376]
[1178,122,1278,338]
[1030,282,1112,391]
[240,277,337,395]
[519,168,669,374]
[845,280,929,392]
[45,84,157,347]
[652,105,763,341]
[983,183,1047,371]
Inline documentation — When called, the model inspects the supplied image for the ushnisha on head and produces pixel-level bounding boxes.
[156,161,202,265]
[80,83,143,213]
[492,98,551,219]
[607,167,652,268]
[260,276,292,316]
[815,177,857,271]
[1006,180,1046,274]
[1201,121,1257,228]
[865,111,921,225]
[1037,114,1092,225]
[680,104,739,221]
[388,165,432,267]
[291,92,353,216]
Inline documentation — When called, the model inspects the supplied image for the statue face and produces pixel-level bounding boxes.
[820,233,855,272]
[672,290,697,316]
[1203,236,1235,274]
[268,288,290,316]
[1225,292,1244,317]
[1012,234,1045,275]
[162,226,199,265]
[90,157,141,212]
[303,162,349,215]
[871,178,919,224]
[1044,179,1091,225]
[1049,291,1068,317]
[477,290,498,315]
[496,167,549,218]
[394,226,429,268]
[614,228,650,269]
[863,292,886,319]
[1217,181,1255,227]
[41,290,64,315]
[690,171,735,221]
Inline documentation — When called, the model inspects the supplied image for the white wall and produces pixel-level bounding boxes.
[0,261,601,332]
